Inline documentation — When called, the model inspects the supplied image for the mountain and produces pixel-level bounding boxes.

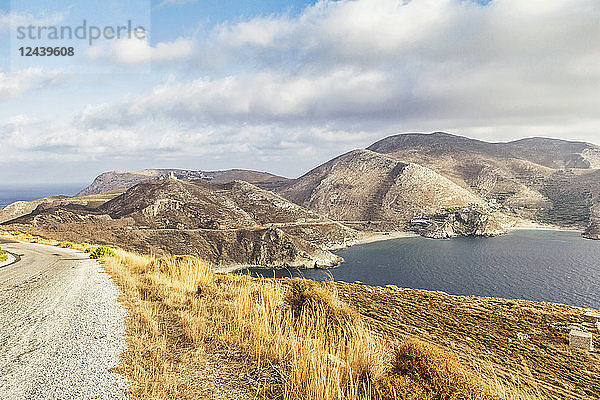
[364,132,600,230]
[0,190,125,224]
[0,196,69,224]
[275,149,508,234]
[98,178,325,229]
[5,178,357,268]
[77,168,290,196]
[367,132,600,170]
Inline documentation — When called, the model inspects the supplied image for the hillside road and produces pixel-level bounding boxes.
[0,239,127,400]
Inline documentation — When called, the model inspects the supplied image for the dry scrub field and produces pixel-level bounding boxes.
[102,249,581,400]
[1,231,597,399]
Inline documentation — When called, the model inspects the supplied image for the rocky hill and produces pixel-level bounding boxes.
[0,190,125,224]
[368,132,600,169]
[364,132,600,232]
[4,178,358,269]
[276,149,505,233]
[78,168,290,196]
[98,178,325,229]
[0,196,68,223]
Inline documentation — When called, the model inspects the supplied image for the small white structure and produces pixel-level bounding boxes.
[569,330,593,351]
[584,312,600,324]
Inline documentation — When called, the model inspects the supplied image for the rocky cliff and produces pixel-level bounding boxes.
[583,205,600,240]
[410,210,510,239]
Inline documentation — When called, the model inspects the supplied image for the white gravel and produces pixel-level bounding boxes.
[0,240,128,400]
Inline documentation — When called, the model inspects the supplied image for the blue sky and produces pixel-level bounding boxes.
[1,0,599,185]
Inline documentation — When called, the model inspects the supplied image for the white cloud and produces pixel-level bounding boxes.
[0,68,62,100]
[81,0,600,128]
[155,0,199,9]
[75,68,396,127]
[86,37,196,65]
[3,0,600,182]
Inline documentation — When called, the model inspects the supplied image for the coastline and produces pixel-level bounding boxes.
[508,221,582,233]
[354,230,418,245]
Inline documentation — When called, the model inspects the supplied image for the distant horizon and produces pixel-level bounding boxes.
[2,130,600,186]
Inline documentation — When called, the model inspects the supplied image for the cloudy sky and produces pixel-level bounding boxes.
[1,0,599,185]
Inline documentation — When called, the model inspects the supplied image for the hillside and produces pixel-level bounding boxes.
[276,149,507,233]
[0,195,69,223]
[78,168,290,196]
[96,248,598,400]
[365,132,600,231]
[4,178,358,268]
[0,190,125,224]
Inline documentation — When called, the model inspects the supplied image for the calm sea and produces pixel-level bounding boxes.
[0,184,85,209]
[246,230,600,309]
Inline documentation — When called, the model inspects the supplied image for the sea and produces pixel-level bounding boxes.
[0,184,85,209]
[246,230,600,309]
[2,186,599,309]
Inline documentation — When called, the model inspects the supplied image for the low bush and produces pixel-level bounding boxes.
[375,339,498,400]
[88,246,116,259]
[0,248,7,263]
[58,241,74,248]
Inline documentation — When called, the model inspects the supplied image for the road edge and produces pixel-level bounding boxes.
[0,251,18,268]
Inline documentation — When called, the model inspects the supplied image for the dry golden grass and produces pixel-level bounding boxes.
[375,339,497,400]
[97,249,537,400]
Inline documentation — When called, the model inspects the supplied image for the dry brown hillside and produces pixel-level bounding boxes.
[365,132,600,231]
[3,179,358,268]
[277,149,488,231]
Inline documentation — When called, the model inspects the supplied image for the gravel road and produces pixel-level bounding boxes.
[0,239,127,400]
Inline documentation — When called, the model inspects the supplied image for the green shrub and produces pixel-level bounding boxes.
[88,246,116,259]
[0,248,7,263]
[58,241,74,248]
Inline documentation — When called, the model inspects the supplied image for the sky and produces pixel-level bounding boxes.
[0,0,599,185]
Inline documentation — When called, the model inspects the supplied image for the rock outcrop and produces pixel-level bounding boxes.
[410,210,509,239]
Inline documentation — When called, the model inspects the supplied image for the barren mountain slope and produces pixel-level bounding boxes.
[97,179,325,229]
[0,196,68,223]
[0,191,125,224]
[368,132,600,169]
[367,132,600,229]
[277,149,487,230]
[4,179,357,268]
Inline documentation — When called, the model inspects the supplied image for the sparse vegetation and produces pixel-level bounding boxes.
[88,246,116,259]
[57,241,75,248]
[101,249,537,400]
[375,339,496,399]
[0,248,7,263]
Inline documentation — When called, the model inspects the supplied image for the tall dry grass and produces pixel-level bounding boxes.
[102,249,535,400]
